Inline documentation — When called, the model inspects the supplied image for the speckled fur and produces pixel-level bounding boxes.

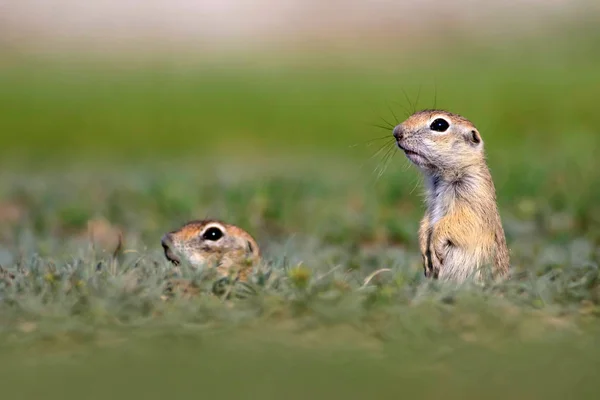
[394,110,510,283]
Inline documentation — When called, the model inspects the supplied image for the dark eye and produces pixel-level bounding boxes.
[430,118,450,132]
[202,227,223,241]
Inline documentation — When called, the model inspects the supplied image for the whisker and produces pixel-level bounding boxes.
[377,147,396,180]
[369,139,395,160]
[372,143,393,175]
[387,102,399,125]
[348,135,392,148]
[398,153,412,172]
[360,103,396,129]
[391,100,411,119]
[365,136,394,146]
[379,116,396,129]
[369,123,395,131]
[409,175,422,196]
[403,159,411,171]
[359,140,391,170]
[374,142,397,180]
[358,139,393,171]
[415,84,422,111]
[382,148,397,177]
[401,89,414,115]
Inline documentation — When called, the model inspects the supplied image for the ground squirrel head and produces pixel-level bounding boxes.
[161,219,260,278]
[393,110,484,174]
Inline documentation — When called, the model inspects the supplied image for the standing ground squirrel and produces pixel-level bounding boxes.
[161,219,261,283]
[393,110,510,282]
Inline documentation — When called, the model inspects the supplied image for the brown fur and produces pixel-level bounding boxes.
[161,219,261,283]
[393,110,510,282]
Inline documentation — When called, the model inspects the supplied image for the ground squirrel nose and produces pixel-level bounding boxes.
[161,233,173,250]
[161,233,181,265]
[393,126,403,141]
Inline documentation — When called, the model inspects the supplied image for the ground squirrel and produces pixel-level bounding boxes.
[393,109,510,282]
[161,219,261,283]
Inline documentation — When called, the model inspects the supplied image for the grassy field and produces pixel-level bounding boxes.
[1,25,600,398]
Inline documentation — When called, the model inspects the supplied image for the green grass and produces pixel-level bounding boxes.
[1,163,600,399]
[1,26,600,398]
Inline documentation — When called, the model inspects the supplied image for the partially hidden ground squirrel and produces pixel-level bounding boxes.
[393,109,510,282]
[161,219,261,284]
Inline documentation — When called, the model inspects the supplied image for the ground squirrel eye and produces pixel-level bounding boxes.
[202,227,223,241]
[430,118,450,132]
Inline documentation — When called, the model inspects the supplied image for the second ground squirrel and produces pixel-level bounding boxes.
[161,219,261,283]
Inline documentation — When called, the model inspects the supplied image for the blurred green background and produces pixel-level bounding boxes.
[2,1,600,398]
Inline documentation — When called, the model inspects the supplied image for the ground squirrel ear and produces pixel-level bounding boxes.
[470,130,481,145]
